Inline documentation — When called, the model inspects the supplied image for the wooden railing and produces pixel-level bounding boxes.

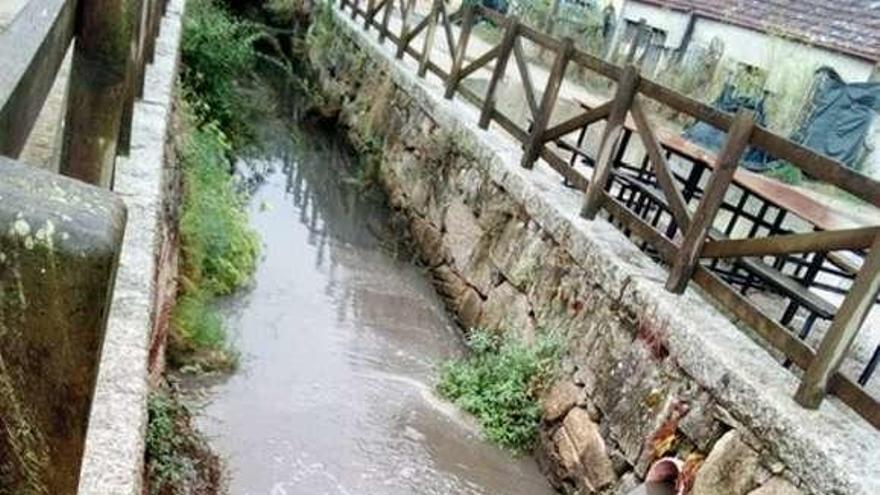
[0,0,169,186]
[338,0,880,427]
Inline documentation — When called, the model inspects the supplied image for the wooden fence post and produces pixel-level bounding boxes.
[580,64,640,218]
[379,0,393,43]
[396,0,416,59]
[665,109,755,293]
[364,0,375,30]
[478,16,519,129]
[795,234,880,408]
[118,0,148,155]
[418,0,441,77]
[60,0,136,187]
[520,37,573,169]
[445,3,475,99]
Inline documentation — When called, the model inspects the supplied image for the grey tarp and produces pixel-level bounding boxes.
[684,69,880,172]
[683,83,773,170]
[794,67,880,170]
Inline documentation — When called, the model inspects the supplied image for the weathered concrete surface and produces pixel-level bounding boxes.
[0,0,71,173]
[309,7,880,495]
[76,0,184,493]
[0,157,126,494]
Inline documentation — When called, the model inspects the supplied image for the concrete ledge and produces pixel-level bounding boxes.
[323,8,880,495]
[76,0,185,493]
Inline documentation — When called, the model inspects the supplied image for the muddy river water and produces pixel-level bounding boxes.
[191,107,557,494]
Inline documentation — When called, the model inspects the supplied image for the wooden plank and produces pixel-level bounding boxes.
[475,4,506,24]
[439,2,456,59]
[457,45,502,81]
[478,17,518,129]
[702,226,880,259]
[403,10,433,49]
[61,0,137,187]
[603,191,677,262]
[379,0,394,43]
[540,147,590,191]
[418,0,440,77]
[0,0,76,158]
[364,0,376,29]
[692,266,815,368]
[118,0,148,155]
[796,234,880,408]
[581,65,641,219]
[570,47,621,81]
[638,77,733,133]
[751,126,880,207]
[665,109,755,293]
[520,37,573,168]
[517,22,562,52]
[490,109,529,142]
[542,101,612,143]
[513,38,539,118]
[631,96,691,231]
[395,0,416,58]
[444,4,475,99]
[829,373,880,429]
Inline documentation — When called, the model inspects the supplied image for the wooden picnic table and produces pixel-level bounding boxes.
[571,97,874,233]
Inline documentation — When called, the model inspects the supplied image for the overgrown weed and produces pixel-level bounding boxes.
[169,102,258,372]
[145,386,223,495]
[437,329,563,452]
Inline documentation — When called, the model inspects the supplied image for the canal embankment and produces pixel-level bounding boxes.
[301,4,880,495]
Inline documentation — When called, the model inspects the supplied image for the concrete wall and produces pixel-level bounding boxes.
[310,7,880,495]
[76,0,184,493]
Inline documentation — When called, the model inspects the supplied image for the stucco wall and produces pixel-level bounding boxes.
[309,6,880,495]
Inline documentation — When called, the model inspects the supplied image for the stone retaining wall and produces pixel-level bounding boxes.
[307,6,880,495]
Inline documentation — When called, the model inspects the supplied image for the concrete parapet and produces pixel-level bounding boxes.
[0,156,126,494]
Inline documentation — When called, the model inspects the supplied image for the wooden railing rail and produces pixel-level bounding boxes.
[1,0,170,186]
[335,0,880,427]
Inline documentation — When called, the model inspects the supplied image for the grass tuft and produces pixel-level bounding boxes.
[437,329,562,452]
[146,386,222,495]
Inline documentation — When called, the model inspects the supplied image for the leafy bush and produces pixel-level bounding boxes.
[437,329,562,451]
[178,120,259,295]
[170,105,258,372]
[181,0,258,141]
[763,162,804,185]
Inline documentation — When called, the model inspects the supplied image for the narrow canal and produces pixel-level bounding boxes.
[190,97,557,494]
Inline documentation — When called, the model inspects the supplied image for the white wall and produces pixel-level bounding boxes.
[618,1,689,48]
[689,17,874,87]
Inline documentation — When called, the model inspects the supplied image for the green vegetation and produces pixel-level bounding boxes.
[763,162,804,185]
[437,329,562,452]
[146,387,222,495]
[169,0,261,373]
[181,0,259,143]
[170,109,259,373]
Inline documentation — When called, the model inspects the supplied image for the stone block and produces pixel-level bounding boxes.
[748,477,803,495]
[692,430,765,495]
[562,408,617,492]
[479,281,535,341]
[543,381,581,423]
[0,157,126,494]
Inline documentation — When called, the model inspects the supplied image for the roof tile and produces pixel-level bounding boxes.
[633,0,880,62]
